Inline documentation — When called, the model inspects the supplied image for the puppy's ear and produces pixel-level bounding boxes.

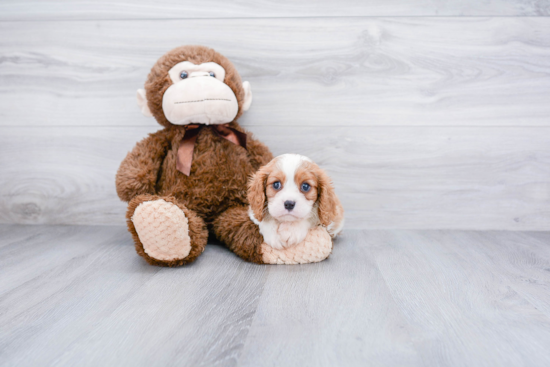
[248,164,271,222]
[316,166,344,231]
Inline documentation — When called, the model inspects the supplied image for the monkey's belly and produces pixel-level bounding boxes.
[158,144,254,223]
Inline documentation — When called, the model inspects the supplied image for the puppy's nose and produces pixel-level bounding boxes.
[284,200,296,211]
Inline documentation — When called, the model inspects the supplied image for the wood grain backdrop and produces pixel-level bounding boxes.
[1,2,549,229]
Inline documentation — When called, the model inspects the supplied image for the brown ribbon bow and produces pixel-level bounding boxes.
[176,123,247,176]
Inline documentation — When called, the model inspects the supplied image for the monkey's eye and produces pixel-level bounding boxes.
[208,71,216,77]
[272,181,281,190]
[180,71,188,79]
[301,183,311,192]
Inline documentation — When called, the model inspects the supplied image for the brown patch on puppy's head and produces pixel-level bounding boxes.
[294,162,319,202]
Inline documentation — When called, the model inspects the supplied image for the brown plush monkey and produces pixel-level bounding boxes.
[116,45,334,267]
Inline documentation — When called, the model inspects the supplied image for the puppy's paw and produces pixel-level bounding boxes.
[261,226,332,265]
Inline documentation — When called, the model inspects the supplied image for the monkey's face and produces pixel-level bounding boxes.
[137,46,253,127]
[162,61,246,125]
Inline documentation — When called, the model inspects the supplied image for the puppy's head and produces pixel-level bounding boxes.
[248,154,339,225]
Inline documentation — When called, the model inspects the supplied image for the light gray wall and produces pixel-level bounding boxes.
[1,2,549,229]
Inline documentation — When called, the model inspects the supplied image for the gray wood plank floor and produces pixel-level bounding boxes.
[1,224,549,366]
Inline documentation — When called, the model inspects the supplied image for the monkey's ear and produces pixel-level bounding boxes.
[242,81,253,111]
[137,89,153,117]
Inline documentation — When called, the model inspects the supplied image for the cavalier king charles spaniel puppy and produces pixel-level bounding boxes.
[248,154,344,250]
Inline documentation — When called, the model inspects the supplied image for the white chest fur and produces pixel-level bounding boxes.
[258,218,312,250]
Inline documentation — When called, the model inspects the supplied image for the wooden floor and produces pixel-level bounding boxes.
[1,224,549,366]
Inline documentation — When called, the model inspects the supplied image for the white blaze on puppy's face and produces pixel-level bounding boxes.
[265,154,317,222]
[136,61,253,126]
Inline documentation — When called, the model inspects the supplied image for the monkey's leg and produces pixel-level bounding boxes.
[212,206,333,265]
[212,206,266,264]
[126,194,208,267]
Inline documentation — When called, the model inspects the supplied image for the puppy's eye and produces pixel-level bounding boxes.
[180,71,188,79]
[208,71,215,77]
[272,181,281,190]
[301,183,311,192]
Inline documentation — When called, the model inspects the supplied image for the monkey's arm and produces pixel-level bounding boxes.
[246,134,274,170]
[116,129,172,202]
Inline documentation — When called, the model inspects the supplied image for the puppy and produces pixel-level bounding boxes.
[248,154,344,250]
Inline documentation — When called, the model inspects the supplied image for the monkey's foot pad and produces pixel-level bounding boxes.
[261,226,333,265]
[131,199,191,261]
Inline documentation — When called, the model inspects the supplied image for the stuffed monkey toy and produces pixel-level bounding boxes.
[116,45,338,266]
